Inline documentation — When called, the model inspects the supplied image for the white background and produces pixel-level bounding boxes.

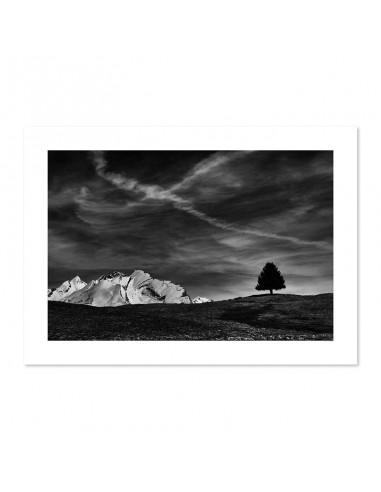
[1,1,379,491]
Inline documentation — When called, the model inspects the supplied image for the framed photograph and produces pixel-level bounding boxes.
[24,127,357,364]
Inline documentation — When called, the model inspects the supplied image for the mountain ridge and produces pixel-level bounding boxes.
[48,270,212,307]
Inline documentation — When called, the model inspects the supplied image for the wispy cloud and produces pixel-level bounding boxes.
[169,151,248,192]
[90,151,331,250]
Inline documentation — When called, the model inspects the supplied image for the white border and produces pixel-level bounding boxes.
[23,127,357,365]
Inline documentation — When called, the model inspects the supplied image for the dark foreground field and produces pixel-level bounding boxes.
[48,293,333,341]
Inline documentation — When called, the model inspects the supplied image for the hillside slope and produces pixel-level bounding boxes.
[48,293,333,341]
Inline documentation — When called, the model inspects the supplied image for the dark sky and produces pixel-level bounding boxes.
[48,150,333,300]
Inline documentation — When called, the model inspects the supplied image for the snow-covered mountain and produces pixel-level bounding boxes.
[48,270,194,307]
[192,296,213,303]
[48,276,87,302]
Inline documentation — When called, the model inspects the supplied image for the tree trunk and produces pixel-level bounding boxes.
[270,289,273,295]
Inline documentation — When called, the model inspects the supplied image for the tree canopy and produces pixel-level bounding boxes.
[255,262,286,295]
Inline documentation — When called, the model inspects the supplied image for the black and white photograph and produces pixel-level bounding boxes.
[48,150,333,341]
[6,5,379,491]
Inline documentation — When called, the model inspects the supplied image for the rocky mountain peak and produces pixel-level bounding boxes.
[48,269,193,307]
[193,296,213,303]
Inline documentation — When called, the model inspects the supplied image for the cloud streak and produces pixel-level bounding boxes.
[90,151,331,250]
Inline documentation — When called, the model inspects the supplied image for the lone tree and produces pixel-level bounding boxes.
[255,262,286,295]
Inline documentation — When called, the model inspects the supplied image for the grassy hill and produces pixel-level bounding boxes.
[48,293,333,341]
